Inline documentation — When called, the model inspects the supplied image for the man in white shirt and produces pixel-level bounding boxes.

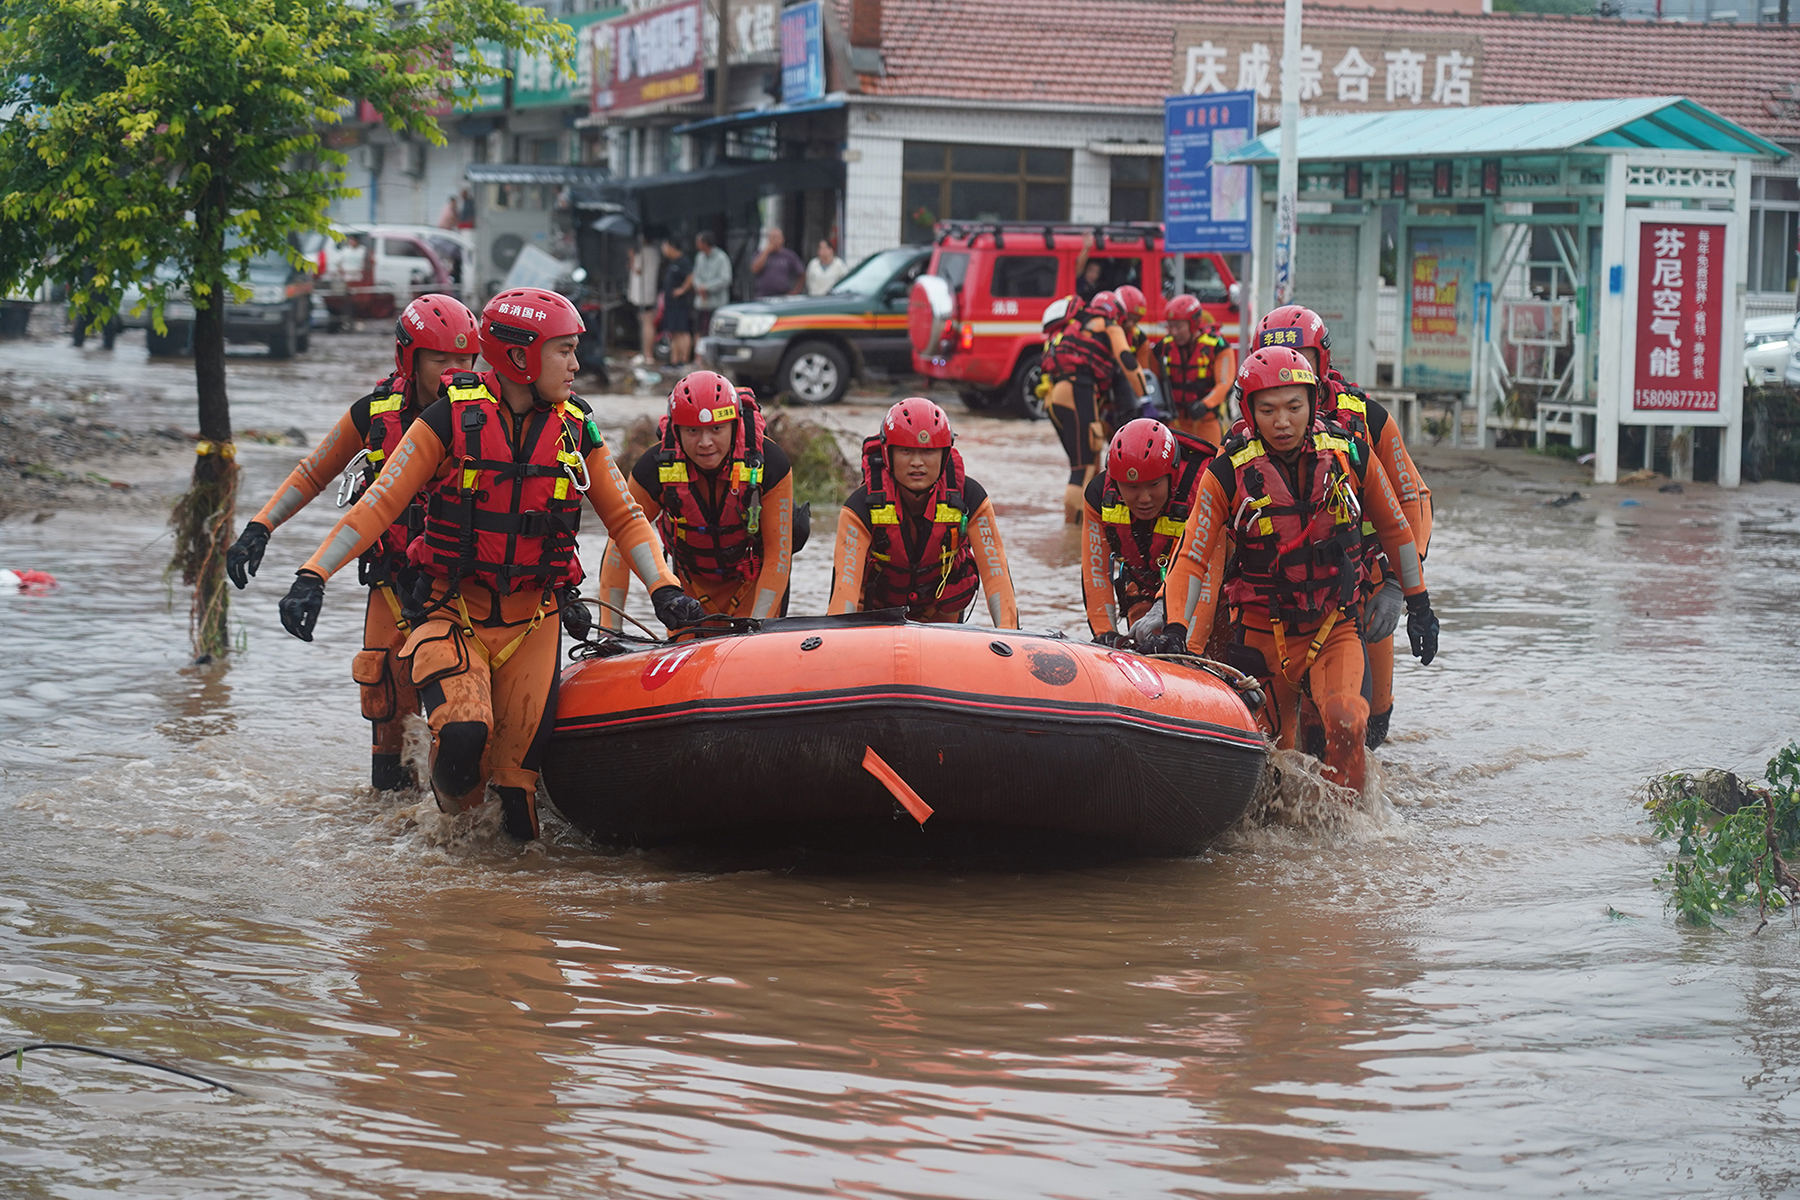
[628,233,661,359]
[690,231,733,336]
[805,239,849,296]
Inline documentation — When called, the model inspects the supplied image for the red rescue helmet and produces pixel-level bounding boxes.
[1041,294,1077,331]
[1106,418,1179,486]
[1236,346,1318,422]
[1114,284,1147,322]
[882,397,953,449]
[667,370,740,426]
[395,294,479,378]
[1086,290,1123,322]
[1165,293,1204,330]
[479,287,585,385]
[1254,304,1331,379]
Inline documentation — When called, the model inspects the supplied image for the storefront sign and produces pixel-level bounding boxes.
[458,41,509,113]
[1163,91,1255,253]
[593,0,705,113]
[512,9,623,109]
[1403,227,1476,391]
[1631,219,1724,414]
[781,0,825,105]
[1172,25,1481,128]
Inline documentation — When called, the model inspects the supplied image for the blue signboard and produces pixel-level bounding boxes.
[1163,91,1255,253]
[781,0,824,105]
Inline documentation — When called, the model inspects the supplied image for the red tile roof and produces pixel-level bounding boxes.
[843,1,1800,147]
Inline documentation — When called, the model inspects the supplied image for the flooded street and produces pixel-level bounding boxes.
[4,327,1800,1198]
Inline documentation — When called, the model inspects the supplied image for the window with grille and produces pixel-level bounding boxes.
[1749,177,1799,296]
[1109,155,1162,223]
[901,143,1071,244]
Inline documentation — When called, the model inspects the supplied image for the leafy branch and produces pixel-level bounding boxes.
[1645,744,1800,930]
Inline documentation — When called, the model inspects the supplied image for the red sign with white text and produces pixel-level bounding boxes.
[592,0,705,113]
[1632,220,1723,414]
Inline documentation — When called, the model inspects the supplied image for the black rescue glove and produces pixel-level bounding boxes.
[559,586,592,642]
[1142,622,1190,657]
[1092,630,1129,650]
[1405,589,1440,666]
[651,584,705,630]
[279,570,326,642]
[225,521,271,589]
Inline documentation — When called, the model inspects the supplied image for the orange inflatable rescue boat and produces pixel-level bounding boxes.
[542,611,1267,856]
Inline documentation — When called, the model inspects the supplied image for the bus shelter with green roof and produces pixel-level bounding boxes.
[1221,98,1786,486]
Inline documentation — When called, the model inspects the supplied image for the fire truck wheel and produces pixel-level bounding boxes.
[1006,355,1046,421]
[778,341,850,405]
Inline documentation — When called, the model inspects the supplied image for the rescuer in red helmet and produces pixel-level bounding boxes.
[276,287,700,840]
[1113,283,1154,369]
[1150,347,1439,794]
[1156,293,1236,448]
[595,370,799,629]
[1042,289,1149,523]
[1080,417,1215,647]
[224,293,480,793]
[827,397,1018,627]
[1254,304,1433,749]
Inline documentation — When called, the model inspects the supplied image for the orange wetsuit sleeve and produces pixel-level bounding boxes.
[1370,406,1432,558]
[1358,453,1424,596]
[967,496,1018,629]
[748,473,795,619]
[302,420,449,580]
[1134,337,1156,373]
[1164,469,1232,652]
[1081,496,1117,637]
[585,441,680,595]
[596,476,661,633]
[249,408,364,531]
[1202,347,1237,415]
[826,505,873,614]
[1107,324,1146,396]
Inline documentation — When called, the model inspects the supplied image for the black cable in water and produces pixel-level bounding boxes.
[5,1043,238,1093]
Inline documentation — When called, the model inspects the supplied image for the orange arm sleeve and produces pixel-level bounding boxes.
[249,408,364,531]
[595,476,661,633]
[748,474,795,619]
[1202,347,1237,414]
[1359,456,1424,595]
[1162,469,1232,651]
[1108,324,1146,396]
[1081,497,1117,637]
[826,506,873,614]
[1371,407,1432,558]
[301,420,448,580]
[966,497,1018,629]
[1134,337,1156,372]
[585,442,679,594]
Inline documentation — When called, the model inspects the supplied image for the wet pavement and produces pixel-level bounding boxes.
[4,325,1800,1197]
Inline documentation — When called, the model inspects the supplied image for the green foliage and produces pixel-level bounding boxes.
[1646,745,1800,929]
[0,0,569,322]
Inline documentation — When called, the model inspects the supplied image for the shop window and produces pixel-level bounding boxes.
[1749,177,1799,295]
[901,142,1072,243]
[990,255,1059,298]
[1109,156,1162,223]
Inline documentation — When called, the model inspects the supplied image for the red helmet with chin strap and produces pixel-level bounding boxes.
[1086,290,1123,322]
[882,397,953,449]
[1236,346,1318,423]
[667,370,740,426]
[1106,418,1179,486]
[1164,294,1203,330]
[395,294,479,378]
[480,288,585,385]
[1115,284,1147,322]
[1254,304,1331,379]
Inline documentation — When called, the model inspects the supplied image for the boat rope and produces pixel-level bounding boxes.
[1146,652,1266,712]
[5,1043,239,1093]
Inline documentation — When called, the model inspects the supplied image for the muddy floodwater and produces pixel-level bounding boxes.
[4,329,1800,1198]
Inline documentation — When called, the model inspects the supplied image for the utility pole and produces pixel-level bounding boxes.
[716,0,730,117]
[1273,0,1301,308]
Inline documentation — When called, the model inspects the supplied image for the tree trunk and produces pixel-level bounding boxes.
[169,188,237,662]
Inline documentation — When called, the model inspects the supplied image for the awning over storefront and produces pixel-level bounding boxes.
[465,163,615,186]
[668,97,847,137]
[570,156,846,222]
[1088,142,1163,157]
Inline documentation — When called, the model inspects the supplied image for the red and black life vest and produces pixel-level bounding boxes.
[347,372,421,584]
[654,395,768,583]
[1098,432,1213,616]
[1319,370,1387,593]
[1156,334,1227,421]
[414,371,588,596]
[1220,421,1365,630]
[1042,317,1120,388]
[857,436,980,621]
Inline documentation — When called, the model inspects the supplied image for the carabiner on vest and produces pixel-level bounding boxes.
[337,448,371,508]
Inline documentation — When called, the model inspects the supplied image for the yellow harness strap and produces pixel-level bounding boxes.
[373,581,411,635]
[1270,608,1340,684]
[452,592,552,672]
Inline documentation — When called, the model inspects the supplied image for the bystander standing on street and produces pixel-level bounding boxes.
[751,228,804,298]
[691,230,733,336]
[660,235,695,367]
[628,232,660,359]
[805,239,848,296]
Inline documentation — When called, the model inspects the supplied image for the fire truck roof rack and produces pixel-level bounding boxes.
[933,221,1163,252]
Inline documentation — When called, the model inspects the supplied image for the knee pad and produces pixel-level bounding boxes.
[433,720,488,799]
[495,785,538,842]
[371,752,413,793]
[1365,706,1392,750]
[1068,468,1085,486]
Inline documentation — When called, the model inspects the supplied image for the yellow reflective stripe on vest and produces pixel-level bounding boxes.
[1230,438,1266,468]
[933,504,963,525]
[369,396,404,415]
[1101,503,1131,524]
[445,382,490,405]
[1336,394,1367,415]
[659,462,690,484]
[368,449,386,464]
[868,504,900,525]
[1154,515,1186,537]
[461,467,480,490]
[733,462,762,486]
[1314,431,1352,455]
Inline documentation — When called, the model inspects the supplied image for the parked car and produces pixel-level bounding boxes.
[908,222,1242,417]
[318,225,457,323]
[1744,312,1798,386]
[699,246,931,405]
[118,249,314,358]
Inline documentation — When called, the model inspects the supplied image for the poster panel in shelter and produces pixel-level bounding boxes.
[1630,219,1724,416]
[1295,223,1359,374]
[1403,227,1475,392]
[1163,92,1255,253]
[592,0,704,113]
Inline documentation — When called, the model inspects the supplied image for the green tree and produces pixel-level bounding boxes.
[0,0,568,657]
